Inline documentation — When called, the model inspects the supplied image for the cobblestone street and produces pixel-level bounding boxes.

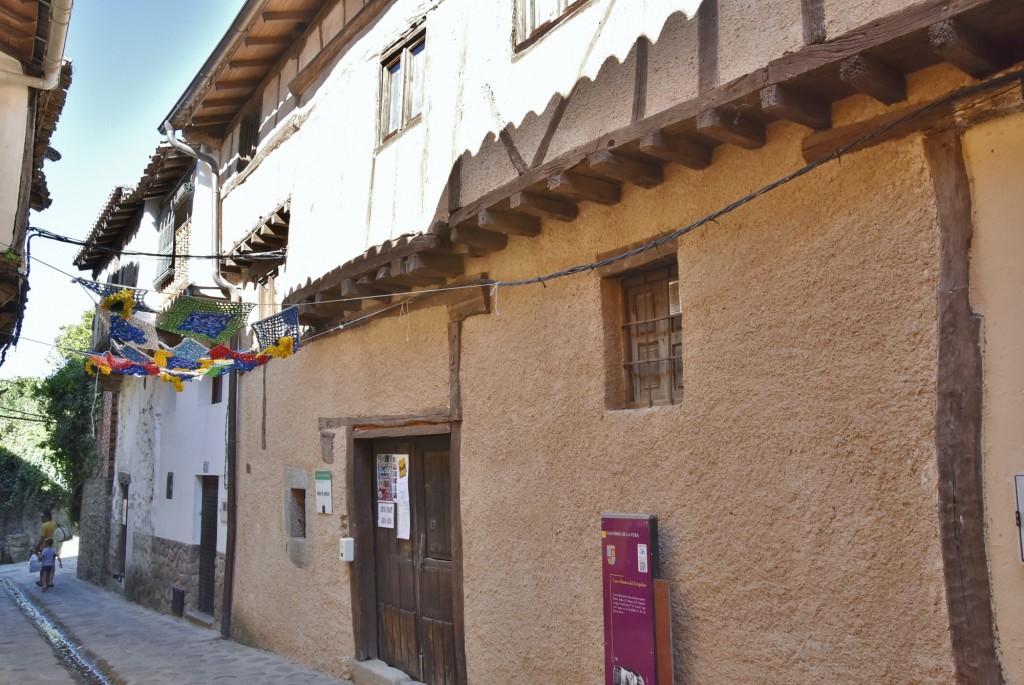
[0,547,352,685]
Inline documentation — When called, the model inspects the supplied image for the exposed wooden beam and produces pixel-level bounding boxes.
[342,278,392,303]
[588,150,664,189]
[316,287,361,313]
[450,225,508,254]
[0,20,32,42]
[228,57,278,69]
[759,83,831,130]
[696,108,765,149]
[477,208,541,237]
[697,0,719,92]
[637,131,712,170]
[357,274,404,294]
[839,55,907,105]
[390,257,447,287]
[928,18,1000,79]
[245,35,292,48]
[215,78,263,91]
[509,192,578,222]
[262,10,317,23]
[546,172,621,205]
[202,96,250,109]
[801,0,826,45]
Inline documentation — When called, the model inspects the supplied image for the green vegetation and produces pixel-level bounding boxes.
[0,310,98,527]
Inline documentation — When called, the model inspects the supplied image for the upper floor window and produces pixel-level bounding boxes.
[515,0,589,49]
[619,263,682,406]
[155,176,194,289]
[380,34,425,143]
[236,110,259,174]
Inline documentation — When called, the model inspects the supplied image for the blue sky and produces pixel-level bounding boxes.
[1,0,245,379]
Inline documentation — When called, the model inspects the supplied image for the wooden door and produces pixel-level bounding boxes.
[197,476,219,615]
[373,436,458,685]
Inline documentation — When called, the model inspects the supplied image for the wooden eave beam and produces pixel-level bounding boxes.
[759,83,831,129]
[450,225,508,255]
[839,55,907,105]
[342,278,392,303]
[477,208,541,237]
[201,96,250,109]
[228,57,278,69]
[546,172,621,205]
[245,35,292,47]
[0,4,34,25]
[587,150,664,189]
[215,78,263,91]
[928,18,1001,78]
[262,10,317,23]
[637,131,712,170]
[0,20,32,42]
[508,192,578,222]
[696,108,766,149]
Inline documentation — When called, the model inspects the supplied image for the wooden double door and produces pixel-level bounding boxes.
[372,436,458,685]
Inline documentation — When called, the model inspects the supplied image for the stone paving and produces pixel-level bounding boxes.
[0,552,353,685]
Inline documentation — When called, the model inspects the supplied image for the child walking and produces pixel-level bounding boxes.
[39,538,57,592]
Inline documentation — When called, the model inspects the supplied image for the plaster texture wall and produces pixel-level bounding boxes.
[451,125,950,684]
[964,113,1024,685]
[718,0,802,85]
[824,0,917,40]
[230,308,450,678]
[0,54,29,247]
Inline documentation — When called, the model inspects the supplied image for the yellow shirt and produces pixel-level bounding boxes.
[39,519,57,544]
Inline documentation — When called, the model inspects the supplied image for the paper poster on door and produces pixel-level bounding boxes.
[376,454,395,502]
[394,454,410,504]
[315,471,332,514]
[396,503,411,540]
[378,502,395,528]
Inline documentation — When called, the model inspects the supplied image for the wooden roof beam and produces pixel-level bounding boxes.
[245,35,292,48]
[450,225,508,255]
[262,10,317,23]
[928,19,1001,79]
[637,131,712,170]
[201,95,250,109]
[228,57,278,69]
[0,20,32,42]
[759,84,831,130]
[215,78,263,91]
[839,55,907,105]
[588,150,664,189]
[478,208,541,237]
[508,192,578,222]
[342,278,392,303]
[547,172,621,205]
[0,4,33,25]
[696,108,766,149]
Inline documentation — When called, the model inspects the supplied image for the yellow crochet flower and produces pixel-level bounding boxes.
[85,359,111,376]
[160,373,184,393]
[101,288,136,317]
[153,349,171,368]
[261,336,295,359]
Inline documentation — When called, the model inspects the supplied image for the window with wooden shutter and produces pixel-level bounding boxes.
[617,263,683,407]
[154,209,175,287]
[515,0,590,49]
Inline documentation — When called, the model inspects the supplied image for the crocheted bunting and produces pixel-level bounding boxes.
[168,338,209,363]
[97,309,159,349]
[78,280,156,313]
[209,344,271,373]
[252,306,301,353]
[158,297,255,346]
[112,342,153,366]
[85,352,158,377]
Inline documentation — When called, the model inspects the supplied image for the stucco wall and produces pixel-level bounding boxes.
[964,113,1024,685]
[230,307,451,677]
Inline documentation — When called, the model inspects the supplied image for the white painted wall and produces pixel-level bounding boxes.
[0,52,29,250]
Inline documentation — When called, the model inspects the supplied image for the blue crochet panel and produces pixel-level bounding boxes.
[251,305,301,352]
[157,296,255,346]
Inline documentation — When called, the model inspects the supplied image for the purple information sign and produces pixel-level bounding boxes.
[602,513,658,685]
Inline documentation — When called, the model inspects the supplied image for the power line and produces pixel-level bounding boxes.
[0,406,49,420]
[28,227,287,261]
[0,413,47,423]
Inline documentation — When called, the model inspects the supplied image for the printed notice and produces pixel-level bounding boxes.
[394,455,410,504]
[637,543,648,573]
[396,502,411,540]
[315,471,333,514]
[378,502,395,528]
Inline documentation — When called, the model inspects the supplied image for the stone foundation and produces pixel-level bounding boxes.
[77,476,113,584]
[125,532,225,628]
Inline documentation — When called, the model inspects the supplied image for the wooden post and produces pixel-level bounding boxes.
[924,130,1004,685]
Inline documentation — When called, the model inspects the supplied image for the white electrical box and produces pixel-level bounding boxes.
[220,500,228,523]
[340,537,355,562]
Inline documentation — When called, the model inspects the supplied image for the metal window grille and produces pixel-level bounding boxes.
[621,265,683,406]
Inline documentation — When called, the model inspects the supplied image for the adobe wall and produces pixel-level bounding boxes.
[964,112,1024,685]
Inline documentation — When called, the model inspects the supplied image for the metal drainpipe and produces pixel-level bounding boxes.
[0,0,73,90]
[161,124,239,639]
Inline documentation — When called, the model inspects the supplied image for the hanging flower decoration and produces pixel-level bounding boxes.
[260,336,295,359]
[100,288,137,317]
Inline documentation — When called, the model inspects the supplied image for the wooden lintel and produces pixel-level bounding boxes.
[928,18,1000,79]
[450,225,508,254]
[546,172,621,205]
[759,83,831,130]
[228,57,278,69]
[508,192,578,222]
[245,35,292,47]
[262,10,317,22]
[696,108,766,149]
[637,131,712,170]
[587,149,664,189]
[477,208,541,237]
[839,55,907,105]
